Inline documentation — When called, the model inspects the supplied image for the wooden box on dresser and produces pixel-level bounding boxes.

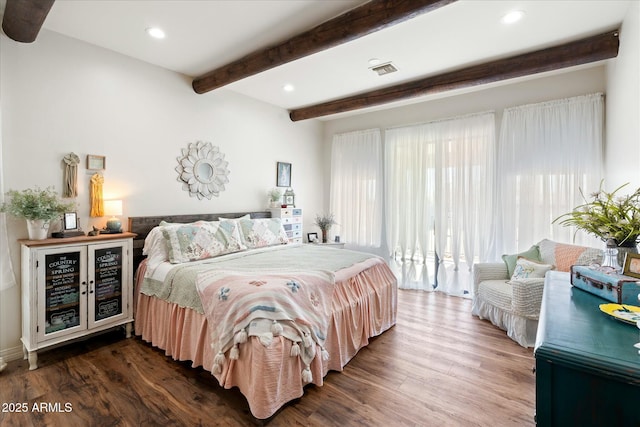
[269,207,303,243]
[19,232,135,370]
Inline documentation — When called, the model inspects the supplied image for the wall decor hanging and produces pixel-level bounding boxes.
[176,141,230,200]
[62,152,80,197]
[90,173,104,217]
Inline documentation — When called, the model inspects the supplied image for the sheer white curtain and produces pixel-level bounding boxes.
[1,109,16,292]
[330,129,383,247]
[385,112,495,294]
[496,93,604,255]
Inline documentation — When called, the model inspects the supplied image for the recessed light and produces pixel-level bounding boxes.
[146,27,166,39]
[368,58,382,67]
[283,84,295,92]
[501,10,525,25]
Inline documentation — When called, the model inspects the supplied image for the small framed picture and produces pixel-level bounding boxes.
[87,155,105,170]
[63,212,78,231]
[307,232,318,243]
[276,162,291,187]
[623,253,640,279]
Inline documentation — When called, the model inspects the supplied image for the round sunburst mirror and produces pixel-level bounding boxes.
[175,141,230,199]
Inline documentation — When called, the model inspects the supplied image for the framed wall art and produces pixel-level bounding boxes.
[87,155,106,171]
[276,162,291,187]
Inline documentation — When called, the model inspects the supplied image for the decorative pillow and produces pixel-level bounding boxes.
[537,239,602,272]
[219,214,251,245]
[238,218,289,249]
[510,257,553,280]
[502,245,541,277]
[161,220,246,264]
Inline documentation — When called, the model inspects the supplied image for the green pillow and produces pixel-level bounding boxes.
[502,245,541,277]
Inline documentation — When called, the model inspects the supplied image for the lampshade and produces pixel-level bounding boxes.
[104,200,123,216]
[104,200,123,232]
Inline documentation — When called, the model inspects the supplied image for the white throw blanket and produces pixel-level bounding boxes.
[195,268,335,382]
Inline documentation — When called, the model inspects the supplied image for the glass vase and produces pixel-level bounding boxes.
[603,239,638,272]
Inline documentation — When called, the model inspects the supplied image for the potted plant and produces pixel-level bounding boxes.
[1,186,74,240]
[314,212,337,243]
[268,188,282,208]
[554,181,640,267]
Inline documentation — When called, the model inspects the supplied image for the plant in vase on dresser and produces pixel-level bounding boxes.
[554,181,640,270]
[267,188,282,208]
[1,186,74,240]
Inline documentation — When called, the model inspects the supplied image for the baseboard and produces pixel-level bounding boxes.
[0,344,24,364]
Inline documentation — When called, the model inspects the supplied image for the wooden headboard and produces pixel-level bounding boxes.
[128,211,271,273]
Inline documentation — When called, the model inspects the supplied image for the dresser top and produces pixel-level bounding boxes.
[535,271,640,381]
[19,232,136,247]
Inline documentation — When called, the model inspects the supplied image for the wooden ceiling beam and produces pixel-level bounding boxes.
[192,0,456,94]
[2,0,55,43]
[289,30,620,121]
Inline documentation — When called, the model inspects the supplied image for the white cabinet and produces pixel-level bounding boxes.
[269,207,303,244]
[20,233,135,369]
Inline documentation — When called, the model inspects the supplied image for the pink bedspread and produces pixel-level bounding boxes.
[134,256,397,419]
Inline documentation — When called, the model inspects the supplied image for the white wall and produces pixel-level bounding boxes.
[606,2,640,188]
[0,29,324,359]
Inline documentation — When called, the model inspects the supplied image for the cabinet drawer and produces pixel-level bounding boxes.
[281,217,293,225]
[292,230,302,238]
[292,209,303,216]
[291,223,302,231]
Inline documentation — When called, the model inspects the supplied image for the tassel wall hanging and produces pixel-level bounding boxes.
[62,152,80,198]
[89,173,104,217]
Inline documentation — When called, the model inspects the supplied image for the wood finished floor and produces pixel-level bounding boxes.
[0,291,535,427]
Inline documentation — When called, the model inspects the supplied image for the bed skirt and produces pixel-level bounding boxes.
[134,259,397,419]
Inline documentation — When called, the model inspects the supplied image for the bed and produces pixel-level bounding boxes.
[129,212,397,419]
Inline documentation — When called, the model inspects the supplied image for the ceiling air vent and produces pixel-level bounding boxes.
[370,62,398,76]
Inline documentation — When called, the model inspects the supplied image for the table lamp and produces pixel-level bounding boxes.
[104,199,123,232]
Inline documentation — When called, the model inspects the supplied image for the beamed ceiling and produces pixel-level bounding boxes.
[0,0,633,121]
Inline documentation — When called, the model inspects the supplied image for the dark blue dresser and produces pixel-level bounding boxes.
[535,271,640,426]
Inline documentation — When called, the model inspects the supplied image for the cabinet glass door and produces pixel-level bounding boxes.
[88,242,129,328]
[37,246,87,341]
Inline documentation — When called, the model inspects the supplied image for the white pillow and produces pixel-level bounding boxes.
[142,226,171,270]
[510,257,553,280]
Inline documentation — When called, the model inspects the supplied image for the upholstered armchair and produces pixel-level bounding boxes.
[472,239,602,347]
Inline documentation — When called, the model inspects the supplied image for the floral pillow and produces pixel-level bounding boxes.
[161,220,246,264]
[510,257,554,280]
[238,218,289,249]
